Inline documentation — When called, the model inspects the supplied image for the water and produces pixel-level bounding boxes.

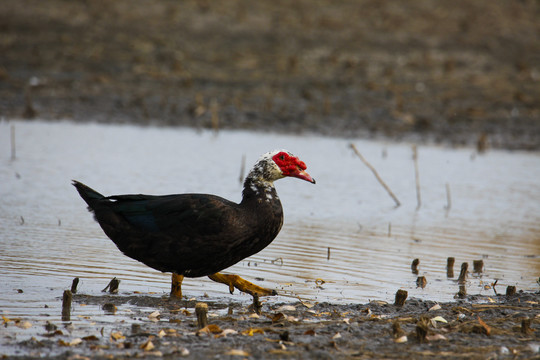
[1,120,539,343]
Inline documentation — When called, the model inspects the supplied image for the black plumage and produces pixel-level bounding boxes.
[73,150,314,282]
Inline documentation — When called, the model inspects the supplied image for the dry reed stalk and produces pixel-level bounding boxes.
[239,154,246,184]
[10,124,16,160]
[350,143,401,207]
[412,145,421,210]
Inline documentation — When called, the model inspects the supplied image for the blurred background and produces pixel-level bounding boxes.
[1,0,539,150]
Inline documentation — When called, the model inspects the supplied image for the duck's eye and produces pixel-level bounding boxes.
[279,155,285,160]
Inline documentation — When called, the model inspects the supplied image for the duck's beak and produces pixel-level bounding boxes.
[290,168,316,184]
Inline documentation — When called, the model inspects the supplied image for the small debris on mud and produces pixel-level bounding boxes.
[2,291,539,359]
[394,289,408,307]
[507,285,517,297]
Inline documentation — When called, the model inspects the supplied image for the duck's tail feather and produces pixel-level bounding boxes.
[72,180,105,210]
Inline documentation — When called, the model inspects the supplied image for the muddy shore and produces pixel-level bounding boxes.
[3,290,539,359]
[1,0,539,149]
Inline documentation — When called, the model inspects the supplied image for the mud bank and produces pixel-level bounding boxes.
[2,290,539,359]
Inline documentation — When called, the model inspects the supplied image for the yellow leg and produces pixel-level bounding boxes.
[208,272,277,297]
[170,273,184,298]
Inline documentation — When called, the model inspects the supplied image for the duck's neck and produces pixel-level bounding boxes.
[241,175,280,205]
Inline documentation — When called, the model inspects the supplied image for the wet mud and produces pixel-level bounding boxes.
[3,290,539,359]
[1,0,540,149]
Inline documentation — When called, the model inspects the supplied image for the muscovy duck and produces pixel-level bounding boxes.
[73,150,315,297]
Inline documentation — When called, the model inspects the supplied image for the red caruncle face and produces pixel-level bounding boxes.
[272,151,307,176]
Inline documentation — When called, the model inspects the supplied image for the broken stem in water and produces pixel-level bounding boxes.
[445,183,452,214]
[102,277,120,293]
[11,124,16,161]
[412,145,421,210]
[411,258,420,274]
[210,98,219,134]
[239,154,246,185]
[447,257,455,278]
[195,302,208,329]
[62,290,72,321]
[350,143,401,207]
[70,277,79,294]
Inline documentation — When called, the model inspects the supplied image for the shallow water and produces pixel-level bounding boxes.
[1,121,539,335]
